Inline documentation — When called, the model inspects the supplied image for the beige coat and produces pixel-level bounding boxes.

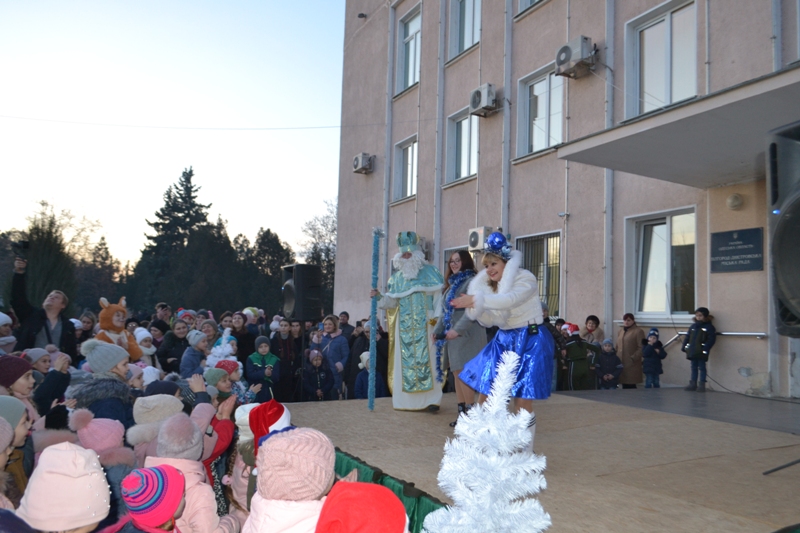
[616,326,645,385]
[579,326,605,345]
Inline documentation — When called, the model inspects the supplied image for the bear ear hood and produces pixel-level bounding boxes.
[98,296,129,333]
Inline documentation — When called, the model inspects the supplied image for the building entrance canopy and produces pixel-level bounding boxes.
[557,66,800,189]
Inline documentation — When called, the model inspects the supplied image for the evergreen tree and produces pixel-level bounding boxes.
[423,351,551,533]
[252,228,295,313]
[145,167,210,248]
[74,236,122,312]
[300,199,336,314]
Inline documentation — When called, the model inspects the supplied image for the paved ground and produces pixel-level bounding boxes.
[288,390,800,533]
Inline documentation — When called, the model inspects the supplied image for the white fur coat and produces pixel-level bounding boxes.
[466,250,544,330]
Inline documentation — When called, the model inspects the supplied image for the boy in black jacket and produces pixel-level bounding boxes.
[596,338,623,390]
[642,328,667,388]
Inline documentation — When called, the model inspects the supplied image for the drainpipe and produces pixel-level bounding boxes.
[603,0,615,333]
[704,0,710,94]
[382,7,396,291]
[562,0,571,320]
[500,0,512,234]
[772,0,782,72]
[433,0,446,269]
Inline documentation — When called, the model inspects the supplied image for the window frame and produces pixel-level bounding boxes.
[393,135,419,202]
[624,206,697,322]
[449,0,481,60]
[516,63,564,158]
[446,108,479,183]
[519,0,546,13]
[624,0,697,119]
[397,5,422,94]
[442,246,470,274]
[515,230,562,320]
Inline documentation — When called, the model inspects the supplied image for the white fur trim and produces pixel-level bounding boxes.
[384,284,443,300]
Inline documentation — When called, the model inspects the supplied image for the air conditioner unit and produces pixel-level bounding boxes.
[468,226,493,253]
[469,83,497,117]
[555,35,594,78]
[353,153,374,174]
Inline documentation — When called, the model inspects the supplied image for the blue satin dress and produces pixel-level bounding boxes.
[460,325,555,399]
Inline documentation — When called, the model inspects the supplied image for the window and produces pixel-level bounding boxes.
[449,114,478,181]
[516,232,561,317]
[519,0,545,12]
[636,2,696,114]
[400,11,421,91]
[518,69,563,156]
[395,138,418,200]
[451,0,481,57]
[637,212,695,314]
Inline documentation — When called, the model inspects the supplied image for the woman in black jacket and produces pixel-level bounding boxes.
[156,319,190,373]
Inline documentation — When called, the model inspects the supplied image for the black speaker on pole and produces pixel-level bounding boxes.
[768,121,800,337]
[281,264,322,321]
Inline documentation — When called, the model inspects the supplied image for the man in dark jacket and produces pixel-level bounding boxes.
[338,312,355,342]
[11,258,77,361]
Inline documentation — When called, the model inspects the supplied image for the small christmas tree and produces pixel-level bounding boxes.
[423,351,551,533]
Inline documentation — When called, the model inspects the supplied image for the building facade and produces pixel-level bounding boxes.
[335,0,800,397]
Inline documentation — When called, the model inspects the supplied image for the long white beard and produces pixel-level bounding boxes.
[393,250,427,280]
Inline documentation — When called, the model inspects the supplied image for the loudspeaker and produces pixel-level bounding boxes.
[281,264,322,321]
[768,121,800,337]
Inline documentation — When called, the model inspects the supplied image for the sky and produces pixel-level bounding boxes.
[0,1,345,265]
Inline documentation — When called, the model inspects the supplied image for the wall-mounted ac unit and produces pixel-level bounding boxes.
[469,83,497,117]
[468,226,493,252]
[555,36,594,78]
[353,153,375,174]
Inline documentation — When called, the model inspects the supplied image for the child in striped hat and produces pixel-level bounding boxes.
[117,465,186,533]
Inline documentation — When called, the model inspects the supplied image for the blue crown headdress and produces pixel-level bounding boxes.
[483,232,512,261]
[397,231,420,253]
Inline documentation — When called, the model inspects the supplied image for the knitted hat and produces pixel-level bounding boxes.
[81,339,129,374]
[142,367,162,387]
[125,318,139,329]
[695,307,710,318]
[203,368,228,388]
[602,338,614,346]
[647,328,660,339]
[0,417,13,451]
[69,409,125,453]
[358,351,370,370]
[128,364,144,380]
[235,403,259,442]
[121,466,185,528]
[215,360,239,376]
[187,330,206,349]
[0,312,11,327]
[0,356,32,388]
[69,318,83,330]
[176,309,197,320]
[269,316,282,332]
[0,396,26,430]
[134,327,153,344]
[255,336,270,350]
[133,394,185,425]
[150,319,170,336]
[256,427,335,501]
[16,442,111,530]
[200,319,218,332]
[157,413,203,461]
[316,481,408,533]
[243,307,258,320]
[144,380,181,397]
[308,349,323,362]
[23,348,49,364]
[250,400,292,456]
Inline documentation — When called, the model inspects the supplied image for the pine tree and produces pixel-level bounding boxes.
[422,351,551,533]
[145,167,210,249]
[252,228,295,312]
[74,236,122,311]
[300,199,336,314]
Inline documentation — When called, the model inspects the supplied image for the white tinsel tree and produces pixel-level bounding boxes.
[422,351,551,533]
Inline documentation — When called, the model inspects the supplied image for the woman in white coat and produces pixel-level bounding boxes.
[451,232,555,446]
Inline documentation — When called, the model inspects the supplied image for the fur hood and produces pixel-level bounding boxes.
[126,420,162,446]
[32,429,79,453]
[98,446,136,468]
[69,377,131,408]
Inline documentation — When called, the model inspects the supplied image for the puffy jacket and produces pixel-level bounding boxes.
[642,341,668,375]
[245,352,280,403]
[242,493,324,533]
[180,346,206,378]
[682,319,716,362]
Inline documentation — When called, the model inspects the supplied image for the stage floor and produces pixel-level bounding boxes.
[288,390,800,533]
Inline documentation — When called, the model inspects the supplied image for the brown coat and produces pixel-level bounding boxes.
[616,325,645,385]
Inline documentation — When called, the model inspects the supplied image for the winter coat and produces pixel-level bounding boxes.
[561,336,601,391]
[682,319,717,362]
[466,250,544,330]
[642,341,668,375]
[97,447,137,530]
[202,417,234,487]
[32,369,71,417]
[180,346,206,378]
[310,332,349,393]
[433,272,488,371]
[354,369,388,399]
[344,334,367,399]
[616,325,645,385]
[228,451,252,526]
[69,377,135,430]
[156,331,189,373]
[270,335,298,403]
[11,272,77,359]
[242,493,325,533]
[579,325,605,345]
[231,381,256,405]
[302,358,334,401]
[595,349,624,388]
[340,323,355,343]
[245,352,280,403]
[231,329,256,367]
[144,456,240,533]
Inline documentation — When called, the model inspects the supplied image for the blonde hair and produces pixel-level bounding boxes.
[51,290,69,308]
[481,252,506,292]
[323,314,339,330]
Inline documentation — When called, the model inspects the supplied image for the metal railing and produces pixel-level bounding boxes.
[663,331,768,349]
